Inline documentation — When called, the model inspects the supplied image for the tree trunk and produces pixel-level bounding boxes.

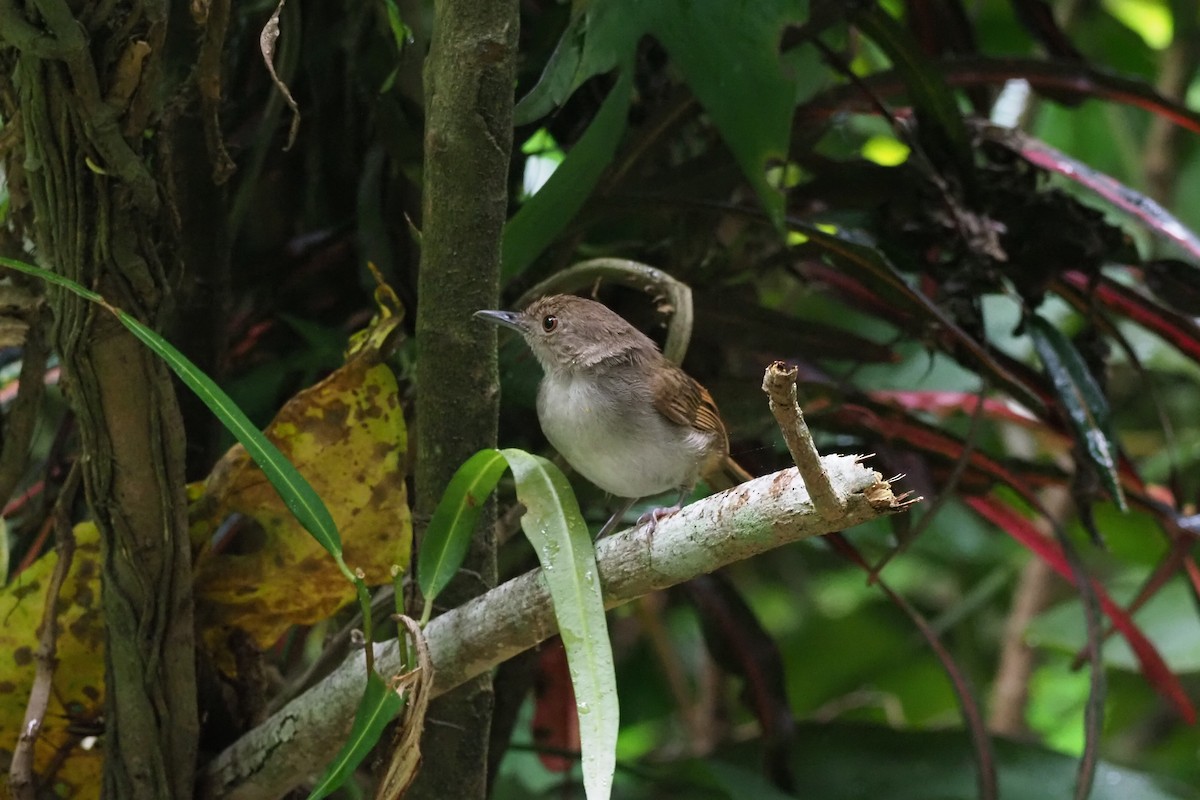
[2,2,199,796]
[411,0,517,794]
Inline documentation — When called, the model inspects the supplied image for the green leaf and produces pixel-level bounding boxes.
[418,449,509,607]
[502,72,633,280]
[513,11,589,125]
[379,0,411,53]
[852,6,974,179]
[1027,314,1127,511]
[0,256,352,581]
[512,0,807,235]
[500,449,617,800]
[307,670,405,800]
[651,1,800,226]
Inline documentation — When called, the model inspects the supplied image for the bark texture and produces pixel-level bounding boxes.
[202,457,906,799]
[411,0,517,795]
[1,2,199,796]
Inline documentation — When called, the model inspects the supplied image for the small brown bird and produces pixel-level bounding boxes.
[475,294,749,535]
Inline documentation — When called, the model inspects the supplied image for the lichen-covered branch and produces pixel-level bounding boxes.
[201,458,908,799]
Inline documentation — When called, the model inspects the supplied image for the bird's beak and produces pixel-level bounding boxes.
[473,309,526,333]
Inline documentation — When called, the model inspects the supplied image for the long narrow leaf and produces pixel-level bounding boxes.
[0,256,351,579]
[1027,314,1127,512]
[501,448,617,800]
[503,73,633,280]
[418,449,508,606]
[851,5,974,178]
[307,670,405,799]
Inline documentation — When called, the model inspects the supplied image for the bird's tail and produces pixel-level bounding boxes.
[702,455,754,492]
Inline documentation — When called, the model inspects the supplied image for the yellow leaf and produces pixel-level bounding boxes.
[0,523,105,799]
[192,309,411,670]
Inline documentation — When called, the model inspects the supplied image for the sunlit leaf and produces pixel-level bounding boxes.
[850,6,974,178]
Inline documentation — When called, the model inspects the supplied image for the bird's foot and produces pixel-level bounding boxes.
[636,504,681,535]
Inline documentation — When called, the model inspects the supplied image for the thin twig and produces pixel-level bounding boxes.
[989,557,1055,735]
[9,464,80,799]
[761,362,842,520]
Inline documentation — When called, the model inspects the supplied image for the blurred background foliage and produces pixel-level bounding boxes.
[5,0,1200,797]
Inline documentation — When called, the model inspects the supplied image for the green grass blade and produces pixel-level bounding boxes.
[500,448,617,800]
[307,669,405,799]
[0,256,351,578]
[418,449,508,608]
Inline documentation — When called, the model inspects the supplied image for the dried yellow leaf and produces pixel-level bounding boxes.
[192,311,410,670]
[0,523,104,800]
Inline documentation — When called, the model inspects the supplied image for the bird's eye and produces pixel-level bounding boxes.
[542,315,558,332]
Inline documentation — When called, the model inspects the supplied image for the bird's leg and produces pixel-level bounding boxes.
[634,486,690,534]
[596,496,638,539]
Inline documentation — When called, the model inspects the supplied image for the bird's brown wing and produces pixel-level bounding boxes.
[652,364,753,490]
[651,364,728,445]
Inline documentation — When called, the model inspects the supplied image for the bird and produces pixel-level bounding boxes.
[475,294,749,536]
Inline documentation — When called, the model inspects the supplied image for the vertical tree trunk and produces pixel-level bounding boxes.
[2,2,199,796]
[411,0,517,794]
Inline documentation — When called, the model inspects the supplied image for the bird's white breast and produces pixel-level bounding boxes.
[537,372,712,499]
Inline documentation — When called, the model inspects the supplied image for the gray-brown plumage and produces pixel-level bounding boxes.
[475,295,750,522]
